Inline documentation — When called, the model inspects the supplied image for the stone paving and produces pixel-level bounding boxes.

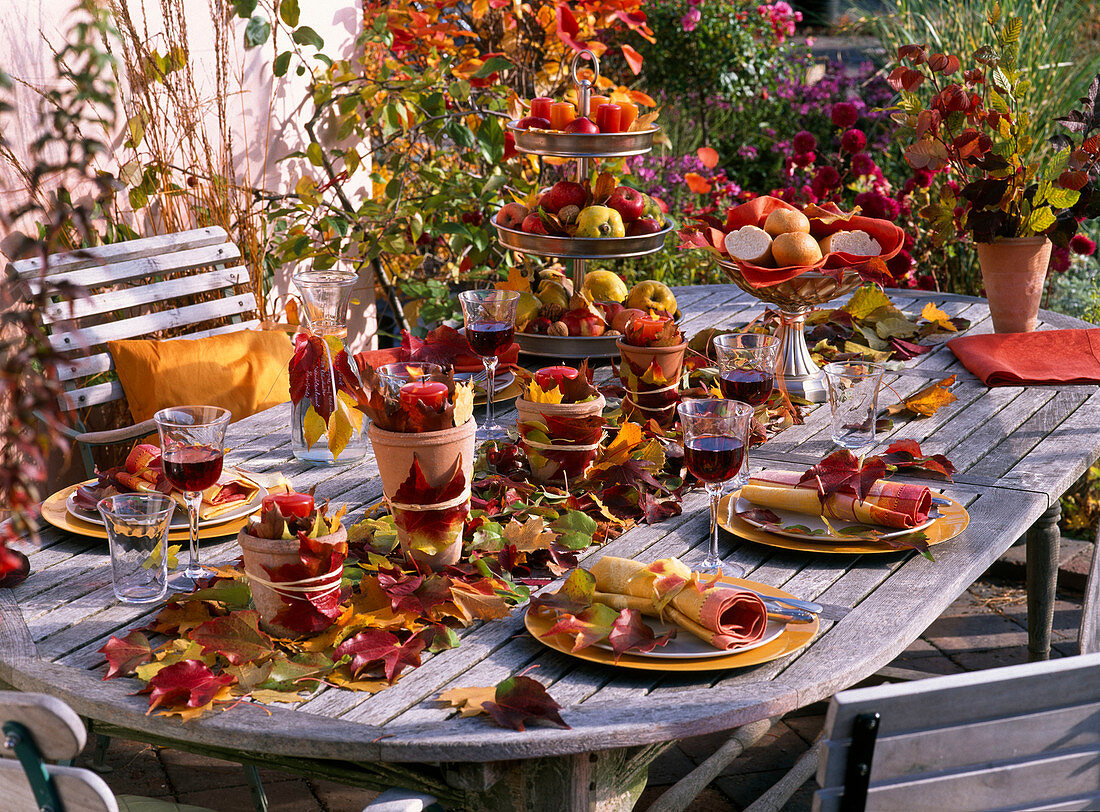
[68,539,1092,812]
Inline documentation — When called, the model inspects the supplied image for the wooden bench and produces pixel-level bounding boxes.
[814,652,1100,811]
[8,227,259,474]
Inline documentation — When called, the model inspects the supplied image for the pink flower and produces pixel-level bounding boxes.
[830,102,858,128]
[840,129,867,154]
[1051,245,1072,273]
[1070,234,1096,256]
[681,7,701,31]
[793,151,815,168]
[792,130,816,154]
[851,153,876,177]
[811,165,840,199]
[914,169,935,188]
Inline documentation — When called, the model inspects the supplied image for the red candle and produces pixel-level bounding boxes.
[400,381,448,412]
[535,365,579,391]
[530,96,554,121]
[631,314,669,344]
[262,491,314,518]
[596,103,622,133]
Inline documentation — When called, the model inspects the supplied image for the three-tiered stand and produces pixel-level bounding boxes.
[491,50,671,359]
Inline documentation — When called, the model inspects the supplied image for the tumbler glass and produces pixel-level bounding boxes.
[97,493,175,604]
[823,361,884,451]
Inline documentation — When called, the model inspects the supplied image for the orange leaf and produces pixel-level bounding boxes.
[627,90,656,107]
[621,44,643,75]
[685,172,712,194]
[697,146,719,169]
[886,375,958,417]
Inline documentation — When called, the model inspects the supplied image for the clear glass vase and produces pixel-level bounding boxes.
[290,269,368,466]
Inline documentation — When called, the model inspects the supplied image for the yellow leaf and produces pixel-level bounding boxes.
[527,382,564,404]
[590,422,643,471]
[453,382,475,427]
[250,688,312,705]
[437,685,496,717]
[449,581,512,622]
[303,404,326,450]
[920,302,957,332]
[326,665,387,693]
[886,375,958,417]
[844,286,892,320]
[157,684,235,721]
[327,398,355,460]
[502,517,555,552]
[495,265,533,293]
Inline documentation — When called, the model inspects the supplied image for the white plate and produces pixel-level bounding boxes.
[733,496,938,542]
[592,617,785,660]
[454,369,516,394]
[67,474,267,530]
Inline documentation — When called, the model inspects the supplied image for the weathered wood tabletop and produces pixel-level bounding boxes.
[3,285,1098,810]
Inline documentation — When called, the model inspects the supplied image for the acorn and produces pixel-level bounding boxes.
[548,321,569,337]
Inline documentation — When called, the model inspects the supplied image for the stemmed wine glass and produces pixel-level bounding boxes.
[713,333,779,488]
[154,405,231,587]
[677,399,753,576]
[458,290,519,440]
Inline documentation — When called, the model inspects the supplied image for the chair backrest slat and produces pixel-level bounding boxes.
[0,692,85,760]
[814,653,1100,812]
[0,761,117,811]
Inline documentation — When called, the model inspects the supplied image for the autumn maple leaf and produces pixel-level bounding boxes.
[190,610,275,666]
[264,534,347,635]
[100,630,154,680]
[391,456,469,556]
[879,439,956,481]
[143,659,234,715]
[334,629,427,682]
[607,608,676,661]
[482,675,569,731]
[798,449,886,503]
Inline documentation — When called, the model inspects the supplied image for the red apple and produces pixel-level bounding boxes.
[521,213,549,234]
[497,202,529,230]
[539,181,587,214]
[564,116,600,134]
[561,308,606,337]
[527,317,552,335]
[594,301,624,323]
[611,307,645,334]
[626,217,663,236]
[516,115,551,130]
[606,186,646,222]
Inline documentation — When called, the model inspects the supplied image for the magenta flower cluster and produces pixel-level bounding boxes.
[757,2,801,43]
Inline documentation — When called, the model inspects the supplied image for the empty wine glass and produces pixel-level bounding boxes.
[458,290,519,440]
[677,399,753,576]
[714,333,779,487]
[154,405,231,587]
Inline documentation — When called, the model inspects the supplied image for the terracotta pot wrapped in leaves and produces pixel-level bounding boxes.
[515,363,606,484]
[238,491,347,637]
[617,316,686,428]
[347,365,477,571]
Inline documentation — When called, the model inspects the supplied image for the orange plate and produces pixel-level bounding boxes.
[40,482,255,543]
[718,494,970,555]
[524,576,819,672]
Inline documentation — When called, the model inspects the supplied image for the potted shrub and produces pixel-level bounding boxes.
[515,363,606,484]
[239,491,347,636]
[348,366,476,571]
[888,11,1086,332]
[617,315,686,427]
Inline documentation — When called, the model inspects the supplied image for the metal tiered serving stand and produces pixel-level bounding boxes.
[491,49,670,359]
[714,258,864,403]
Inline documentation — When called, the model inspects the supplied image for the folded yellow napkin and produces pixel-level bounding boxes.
[589,556,768,650]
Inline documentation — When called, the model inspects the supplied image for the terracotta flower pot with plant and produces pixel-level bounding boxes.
[888,14,1095,333]
[239,491,347,636]
[617,314,686,427]
[346,365,477,571]
[515,362,606,484]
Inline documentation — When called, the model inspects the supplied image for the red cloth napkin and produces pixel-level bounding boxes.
[948,329,1100,386]
[355,327,520,374]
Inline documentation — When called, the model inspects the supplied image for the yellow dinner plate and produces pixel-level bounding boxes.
[718,493,970,555]
[40,482,256,542]
[475,376,524,406]
[524,576,819,672]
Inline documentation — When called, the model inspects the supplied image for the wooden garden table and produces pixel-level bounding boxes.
[3,285,1098,810]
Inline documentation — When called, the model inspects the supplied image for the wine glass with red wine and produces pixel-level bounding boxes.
[677,399,753,576]
[713,333,779,487]
[458,290,520,439]
[154,405,231,587]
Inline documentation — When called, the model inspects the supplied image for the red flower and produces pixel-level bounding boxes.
[1070,234,1096,256]
[811,165,840,199]
[793,151,815,168]
[792,130,817,154]
[1051,245,1072,273]
[831,102,858,128]
[914,169,935,188]
[851,153,876,177]
[840,129,867,154]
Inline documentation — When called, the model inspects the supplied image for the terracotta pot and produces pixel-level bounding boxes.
[616,339,688,381]
[515,394,606,484]
[617,339,685,427]
[368,418,476,570]
[238,525,347,636]
[976,237,1052,333]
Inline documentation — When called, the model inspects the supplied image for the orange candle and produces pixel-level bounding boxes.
[618,101,639,131]
[586,94,610,120]
[549,102,577,131]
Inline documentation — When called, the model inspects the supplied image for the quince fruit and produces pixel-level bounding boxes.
[581,270,629,303]
[575,206,625,238]
[536,279,571,310]
[515,291,542,329]
[641,194,664,223]
[626,280,677,317]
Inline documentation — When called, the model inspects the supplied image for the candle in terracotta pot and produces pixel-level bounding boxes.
[632,314,670,344]
[400,381,449,412]
[535,365,579,391]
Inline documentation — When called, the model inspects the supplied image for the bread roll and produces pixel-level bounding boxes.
[820,229,882,256]
[724,225,774,265]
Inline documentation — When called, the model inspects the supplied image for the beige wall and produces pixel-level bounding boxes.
[0,0,377,351]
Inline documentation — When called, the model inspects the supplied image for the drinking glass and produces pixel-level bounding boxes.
[97,493,175,604]
[154,405,231,586]
[713,333,779,487]
[458,290,519,439]
[377,361,446,403]
[823,361,884,451]
[677,399,753,576]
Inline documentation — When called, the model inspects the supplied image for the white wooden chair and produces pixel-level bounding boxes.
[813,651,1100,811]
[7,227,260,475]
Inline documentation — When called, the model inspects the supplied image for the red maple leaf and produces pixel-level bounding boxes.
[482,675,569,731]
[143,660,233,714]
[878,440,956,482]
[391,456,469,552]
[607,609,676,660]
[334,629,426,682]
[288,333,338,421]
[798,449,886,503]
[529,567,595,615]
[99,630,153,680]
[190,610,274,666]
[542,603,619,651]
[264,533,347,635]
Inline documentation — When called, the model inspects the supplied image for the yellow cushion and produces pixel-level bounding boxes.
[108,330,294,424]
